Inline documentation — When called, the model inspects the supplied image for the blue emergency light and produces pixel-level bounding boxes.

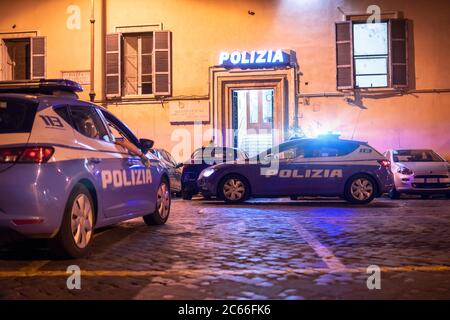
[0,79,83,95]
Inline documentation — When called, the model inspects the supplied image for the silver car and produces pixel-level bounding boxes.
[384,149,450,199]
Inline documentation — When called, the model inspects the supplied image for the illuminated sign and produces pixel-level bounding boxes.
[219,49,292,68]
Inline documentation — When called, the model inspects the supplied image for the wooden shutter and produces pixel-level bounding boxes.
[105,33,121,98]
[153,31,172,96]
[0,39,6,81]
[389,19,409,88]
[30,36,46,79]
[335,22,353,90]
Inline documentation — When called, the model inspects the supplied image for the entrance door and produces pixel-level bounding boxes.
[232,89,274,157]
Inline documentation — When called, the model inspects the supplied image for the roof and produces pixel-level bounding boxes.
[284,136,367,146]
[0,93,40,103]
[0,93,95,112]
[0,79,98,111]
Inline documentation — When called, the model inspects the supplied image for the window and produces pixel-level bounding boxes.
[237,150,249,160]
[191,147,241,164]
[353,22,388,88]
[69,106,110,142]
[266,142,305,161]
[160,149,177,166]
[0,99,38,133]
[99,109,140,146]
[104,118,122,141]
[122,34,153,95]
[393,150,444,163]
[53,105,72,126]
[244,89,273,130]
[0,37,46,81]
[105,31,172,98]
[335,20,409,89]
[307,146,340,158]
[304,141,359,158]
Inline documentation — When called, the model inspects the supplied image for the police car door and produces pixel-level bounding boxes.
[298,140,346,195]
[68,104,134,218]
[261,142,307,195]
[99,110,157,215]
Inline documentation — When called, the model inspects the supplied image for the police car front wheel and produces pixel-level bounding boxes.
[219,175,250,203]
[51,184,95,258]
[143,179,171,225]
[345,175,376,204]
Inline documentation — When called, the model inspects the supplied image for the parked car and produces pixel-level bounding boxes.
[0,79,171,258]
[197,136,393,204]
[150,148,183,196]
[181,146,248,200]
[384,149,450,199]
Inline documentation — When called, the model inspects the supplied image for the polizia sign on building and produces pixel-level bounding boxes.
[219,49,294,68]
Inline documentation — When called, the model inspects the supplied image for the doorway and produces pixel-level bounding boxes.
[213,68,295,152]
[232,88,274,157]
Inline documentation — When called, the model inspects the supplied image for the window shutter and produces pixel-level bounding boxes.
[0,39,6,81]
[153,31,172,96]
[389,19,408,88]
[335,22,353,90]
[105,33,121,98]
[30,36,46,80]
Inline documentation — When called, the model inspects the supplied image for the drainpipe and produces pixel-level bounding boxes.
[89,0,96,102]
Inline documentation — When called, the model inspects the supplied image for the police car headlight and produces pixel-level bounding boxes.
[201,168,215,178]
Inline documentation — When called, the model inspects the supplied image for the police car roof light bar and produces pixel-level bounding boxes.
[0,79,83,95]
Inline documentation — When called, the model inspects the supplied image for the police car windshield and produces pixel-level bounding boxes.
[0,99,38,134]
[393,150,444,162]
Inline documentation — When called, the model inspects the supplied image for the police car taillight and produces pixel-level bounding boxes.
[0,147,54,163]
[377,159,391,168]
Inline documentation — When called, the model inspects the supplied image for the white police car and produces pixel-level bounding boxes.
[0,80,171,258]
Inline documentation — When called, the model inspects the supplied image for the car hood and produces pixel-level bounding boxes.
[396,161,449,176]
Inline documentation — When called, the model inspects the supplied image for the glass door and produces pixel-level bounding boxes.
[232,89,274,157]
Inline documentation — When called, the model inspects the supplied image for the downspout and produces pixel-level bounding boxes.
[100,0,106,105]
[89,0,96,102]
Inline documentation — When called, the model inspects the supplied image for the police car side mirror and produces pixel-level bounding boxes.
[139,138,154,154]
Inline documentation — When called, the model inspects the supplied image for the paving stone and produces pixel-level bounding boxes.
[0,197,449,299]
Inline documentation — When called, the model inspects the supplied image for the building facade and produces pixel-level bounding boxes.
[1,0,449,161]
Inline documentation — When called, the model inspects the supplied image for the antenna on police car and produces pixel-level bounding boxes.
[351,108,363,140]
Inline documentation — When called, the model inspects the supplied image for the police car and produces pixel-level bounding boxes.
[197,136,393,204]
[0,80,171,258]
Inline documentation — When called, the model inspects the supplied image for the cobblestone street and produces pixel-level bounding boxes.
[1,197,450,299]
